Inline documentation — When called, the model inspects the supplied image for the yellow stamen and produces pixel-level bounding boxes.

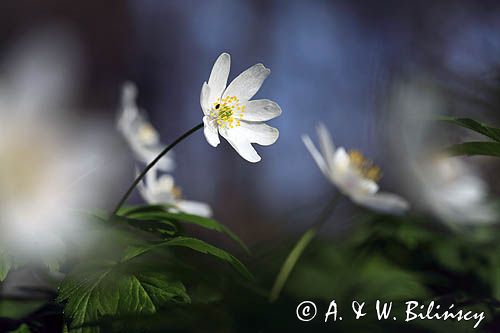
[171,185,182,200]
[138,124,158,145]
[348,150,382,181]
[209,95,244,129]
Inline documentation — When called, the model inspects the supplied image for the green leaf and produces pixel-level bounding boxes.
[445,141,500,157]
[270,227,318,302]
[0,249,12,281]
[0,299,45,320]
[152,211,249,254]
[163,237,253,280]
[9,324,31,333]
[120,206,249,253]
[58,262,190,332]
[439,116,500,142]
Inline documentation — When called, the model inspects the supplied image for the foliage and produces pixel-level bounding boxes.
[440,116,500,158]
[1,116,500,331]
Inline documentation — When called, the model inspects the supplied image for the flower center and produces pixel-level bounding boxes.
[209,96,245,129]
[171,185,183,200]
[348,150,382,182]
[157,177,183,200]
[138,123,159,145]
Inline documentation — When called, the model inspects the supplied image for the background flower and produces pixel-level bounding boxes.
[388,79,498,225]
[117,82,174,171]
[303,123,409,214]
[137,167,212,217]
[0,29,126,272]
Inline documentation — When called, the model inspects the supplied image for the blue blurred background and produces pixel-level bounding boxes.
[2,0,500,244]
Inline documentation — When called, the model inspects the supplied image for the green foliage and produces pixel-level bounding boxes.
[58,261,190,332]
[440,116,500,142]
[118,205,249,253]
[0,300,45,320]
[445,141,500,157]
[440,116,500,158]
[9,324,31,333]
[54,206,252,332]
[0,248,13,281]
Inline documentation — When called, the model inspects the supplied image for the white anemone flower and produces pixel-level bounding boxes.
[389,79,497,225]
[416,156,496,224]
[200,53,281,162]
[302,124,409,214]
[0,32,123,272]
[117,82,174,171]
[138,168,212,218]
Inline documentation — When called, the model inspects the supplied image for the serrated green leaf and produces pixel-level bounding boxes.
[445,141,500,157]
[163,237,253,280]
[439,116,500,142]
[58,263,190,333]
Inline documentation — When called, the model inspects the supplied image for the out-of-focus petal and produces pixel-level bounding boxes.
[177,200,213,218]
[352,192,409,215]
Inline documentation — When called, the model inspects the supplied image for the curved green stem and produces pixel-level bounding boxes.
[269,192,341,302]
[112,122,204,215]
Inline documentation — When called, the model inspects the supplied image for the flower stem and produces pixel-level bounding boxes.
[112,122,204,215]
[269,192,341,302]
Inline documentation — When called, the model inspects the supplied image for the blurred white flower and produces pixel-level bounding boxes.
[389,79,497,225]
[117,82,174,171]
[200,53,281,163]
[302,123,409,214]
[417,156,496,224]
[0,31,123,268]
[138,168,212,217]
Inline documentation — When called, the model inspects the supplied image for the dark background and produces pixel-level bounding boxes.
[1,0,499,245]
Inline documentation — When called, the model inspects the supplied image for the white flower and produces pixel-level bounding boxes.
[117,82,174,171]
[0,32,123,265]
[302,123,409,214]
[389,79,497,225]
[138,168,212,218]
[417,156,496,224]
[200,53,281,162]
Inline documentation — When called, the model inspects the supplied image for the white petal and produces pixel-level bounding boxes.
[220,127,261,163]
[332,147,350,172]
[137,174,154,204]
[131,142,174,171]
[236,121,279,146]
[316,123,336,168]
[208,53,231,104]
[239,99,281,121]
[223,63,270,102]
[334,171,378,197]
[177,200,213,218]
[302,134,329,178]
[200,82,211,115]
[352,192,409,215]
[156,174,175,193]
[203,116,220,147]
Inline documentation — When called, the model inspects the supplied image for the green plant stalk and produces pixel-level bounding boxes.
[112,122,204,215]
[269,193,341,302]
